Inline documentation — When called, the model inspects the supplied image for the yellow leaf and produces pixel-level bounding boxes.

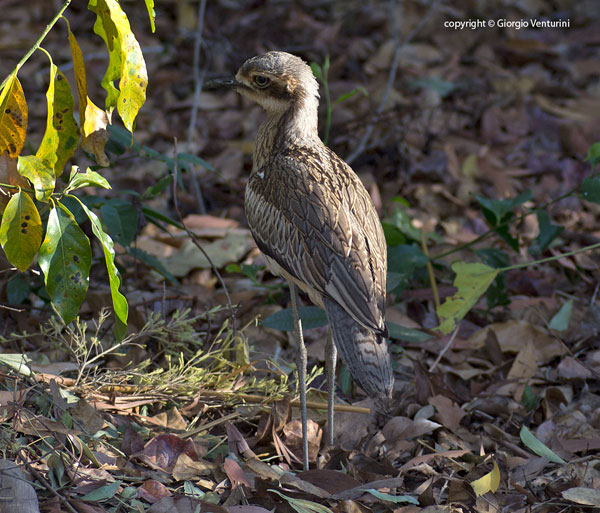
[0,154,29,213]
[89,0,148,132]
[67,20,110,168]
[67,20,89,124]
[436,262,499,334]
[36,53,79,176]
[82,100,110,167]
[0,75,27,157]
[470,461,500,497]
[0,190,42,271]
[17,155,55,202]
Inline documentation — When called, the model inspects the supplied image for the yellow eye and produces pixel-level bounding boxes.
[254,75,270,87]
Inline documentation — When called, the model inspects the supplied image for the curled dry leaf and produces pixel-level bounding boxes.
[138,434,198,473]
[137,479,172,504]
[382,416,441,441]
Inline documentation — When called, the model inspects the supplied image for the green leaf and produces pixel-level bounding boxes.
[476,248,510,309]
[66,166,111,192]
[73,196,128,328]
[310,62,323,81]
[100,198,138,246]
[335,86,368,104]
[475,191,532,226]
[269,489,333,513]
[127,247,178,285]
[176,152,214,172]
[387,322,432,343]
[38,202,91,325]
[262,306,328,331]
[581,175,600,204]
[89,0,148,131]
[530,210,563,255]
[144,0,155,32]
[0,353,32,376]
[521,383,539,412]
[0,191,42,271]
[36,56,78,176]
[549,299,573,331]
[387,245,428,293]
[142,205,183,230]
[385,206,422,242]
[80,480,122,502]
[475,191,532,251]
[408,75,457,98]
[365,489,419,505]
[381,222,406,247]
[6,273,29,304]
[141,174,173,199]
[585,142,600,167]
[520,426,566,464]
[17,155,55,202]
[0,74,27,157]
[436,262,499,334]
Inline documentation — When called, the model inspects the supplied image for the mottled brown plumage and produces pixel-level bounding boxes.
[208,51,393,467]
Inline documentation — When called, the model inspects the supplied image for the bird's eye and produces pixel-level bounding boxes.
[253,75,270,87]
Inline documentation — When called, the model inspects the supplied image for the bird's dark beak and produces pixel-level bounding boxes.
[204,76,242,90]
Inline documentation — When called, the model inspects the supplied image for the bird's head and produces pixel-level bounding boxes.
[207,51,319,115]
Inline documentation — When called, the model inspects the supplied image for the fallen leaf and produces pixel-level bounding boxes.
[0,459,39,513]
[561,487,600,506]
[429,395,466,432]
[470,461,500,496]
[137,480,172,504]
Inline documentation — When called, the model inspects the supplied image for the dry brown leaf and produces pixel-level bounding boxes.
[149,496,227,513]
[506,341,538,381]
[382,416,441,441]
[0,460,39,513]
[151,407,187,430]
[557,356,594,380]
[71,398,104,434]
[171,453,216,481]
[137,434,199,473]
[282,418,321,463]
[223,457,253,488]
[136,480,172,504]
[296,469,361,494]
[467,321,566,364]
[429,395,466,432]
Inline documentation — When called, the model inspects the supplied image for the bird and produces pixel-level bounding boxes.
[207,51,393,469]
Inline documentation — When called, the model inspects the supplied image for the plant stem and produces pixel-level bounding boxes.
[499,241,600,272]
[433,184,582,261]
[322,56,332,146]
[0,0,71,91]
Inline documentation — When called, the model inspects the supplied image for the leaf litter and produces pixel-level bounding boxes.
[1,0,600,512]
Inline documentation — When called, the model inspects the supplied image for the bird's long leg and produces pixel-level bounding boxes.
[289,281,309,470]
[325,331,336,446]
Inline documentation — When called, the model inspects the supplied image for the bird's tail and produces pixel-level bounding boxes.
[324,298,393,403]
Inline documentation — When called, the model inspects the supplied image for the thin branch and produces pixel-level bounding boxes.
[433,184,581,261]
[186,0,208,214]
[429,324,459,372]
[0,0,72,90]
[171,138,238,337]
[346,0,441,164]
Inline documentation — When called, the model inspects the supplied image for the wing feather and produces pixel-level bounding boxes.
[245,146,387,335]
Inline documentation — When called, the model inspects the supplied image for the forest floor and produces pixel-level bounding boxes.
[0,1,599,512]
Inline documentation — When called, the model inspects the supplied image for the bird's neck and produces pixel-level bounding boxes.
[253,95,320,171]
